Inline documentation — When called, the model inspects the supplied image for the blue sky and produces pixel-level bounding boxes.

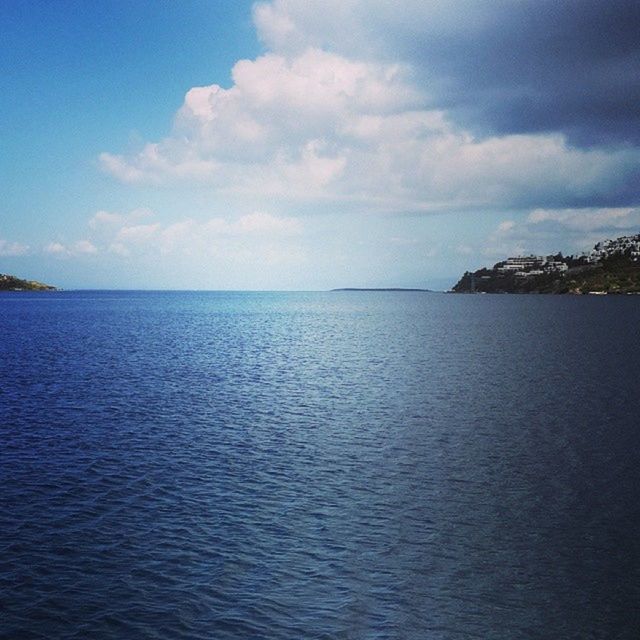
[1,0,639,289]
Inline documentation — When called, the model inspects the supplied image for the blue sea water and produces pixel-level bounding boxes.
[1,290,640,639]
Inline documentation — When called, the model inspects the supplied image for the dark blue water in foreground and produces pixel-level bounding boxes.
[2,291,640,639]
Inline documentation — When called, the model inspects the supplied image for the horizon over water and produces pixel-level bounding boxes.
[2,290,640,639]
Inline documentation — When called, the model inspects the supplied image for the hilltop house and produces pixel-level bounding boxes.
[497,255,568,277]
[584,234,640,262]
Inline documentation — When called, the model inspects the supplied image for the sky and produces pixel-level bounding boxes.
[1,0,639,290]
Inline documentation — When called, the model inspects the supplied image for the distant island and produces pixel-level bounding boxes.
[0,273,57,291]
[452,233,640,294]
[332,288,432,292]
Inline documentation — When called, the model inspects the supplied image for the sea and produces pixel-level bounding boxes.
[1,290,639,639]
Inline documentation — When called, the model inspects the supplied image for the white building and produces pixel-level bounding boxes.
[497,255,546,272]
[586,234,640,262]
[497,255,568,276]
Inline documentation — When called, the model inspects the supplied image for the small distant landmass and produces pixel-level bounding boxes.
[0,273,57,291]
[332,287,432,292]
[452,233,640,294]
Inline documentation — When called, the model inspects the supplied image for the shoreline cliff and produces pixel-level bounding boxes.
[0,274,57,291]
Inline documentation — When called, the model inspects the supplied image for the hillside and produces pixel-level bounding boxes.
[453,234,640,294]
[0,273,57,291]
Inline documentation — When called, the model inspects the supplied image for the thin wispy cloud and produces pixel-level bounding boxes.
[0,239,29,257]
[44,240,98,257]
[86,209,304,261]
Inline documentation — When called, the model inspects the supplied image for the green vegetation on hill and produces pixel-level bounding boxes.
[453,254,640,294]
[0,274,56,291]
[561,255,640,294]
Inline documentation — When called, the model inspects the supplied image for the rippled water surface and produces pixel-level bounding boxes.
[2,291,640,639]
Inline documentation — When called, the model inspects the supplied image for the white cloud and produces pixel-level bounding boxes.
[79,209,303,260]
[44,240,98,257]
[253,0,302,51]
[89,210,126,228]
[44,242,68,255]
[116,223,161,244]
[108,242,130,257]
[74,240,98,254]
[234,211,302,235]
[527,207,640,232]
[0,239,29,257]
[247,1,640,211]
[252,0,488,56]
[38,208,307,288]
[497,220,516,233]
[474,207,640,261]
[94,0,640,248]
[99,40,639,213]
[471,218,550,259]
[90,208,154,228]
[99,47,423,198]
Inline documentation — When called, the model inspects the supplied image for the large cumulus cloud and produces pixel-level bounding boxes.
[100,0,640,213]
[255,0,640,147]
